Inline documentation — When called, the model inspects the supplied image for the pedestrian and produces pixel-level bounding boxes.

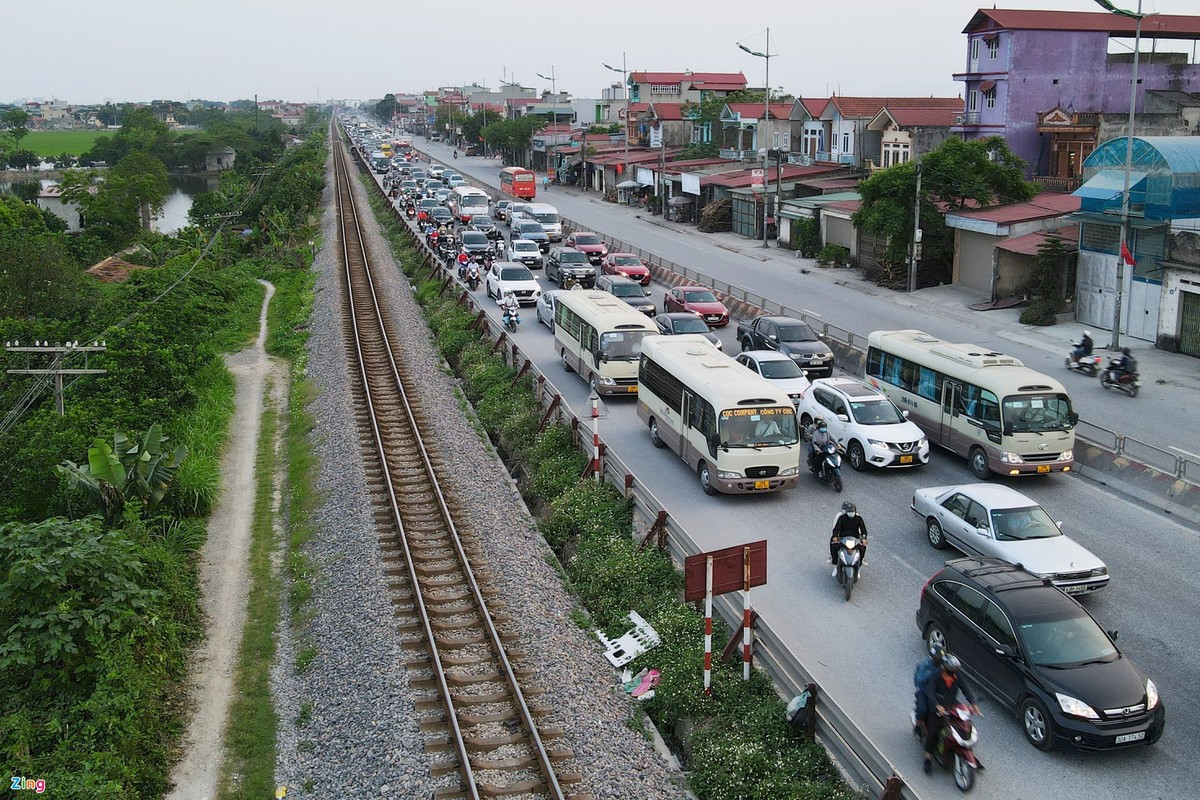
[543,174,550,190]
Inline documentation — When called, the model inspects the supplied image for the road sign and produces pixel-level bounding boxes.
[751,168,765,188]
[684,540,767,602]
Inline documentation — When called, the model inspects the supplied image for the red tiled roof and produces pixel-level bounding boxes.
[703,163,842,189]
[825,96,961,119]
[884,106,962,127]
[647,103,687,121]
[800,98,828,118]
[798,177,860,191]
[995,225,1080,256]
[627,102,651,114]
[664,158,737,173]
[822,200,863,215]
[724,102,794,121]
[631,71,747,86]
[950,192,1080,223]
[964,9,1200,38]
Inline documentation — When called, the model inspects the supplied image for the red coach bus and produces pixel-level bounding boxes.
[500,166,537,200]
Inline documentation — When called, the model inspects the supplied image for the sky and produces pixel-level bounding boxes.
[5,0,1198,106]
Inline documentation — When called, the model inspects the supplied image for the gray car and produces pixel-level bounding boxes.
[595,274,656,316]
[546,247,595,288]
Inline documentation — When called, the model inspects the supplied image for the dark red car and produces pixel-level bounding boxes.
[565,231,609,265]
[601,252,652,286]
[664,285,730,328]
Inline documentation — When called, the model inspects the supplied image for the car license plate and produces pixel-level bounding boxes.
[899,455,913,464]
[1063,585,1088,594]
[1115,732,1145,744]
[1037,465,1051,473]
[810,359,823,365]
[754,480,770,490]
[626,386,638,393]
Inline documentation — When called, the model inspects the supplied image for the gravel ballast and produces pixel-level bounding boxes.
[271,143,692,799]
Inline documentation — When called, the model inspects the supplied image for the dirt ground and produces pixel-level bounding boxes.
[166,279,287,800]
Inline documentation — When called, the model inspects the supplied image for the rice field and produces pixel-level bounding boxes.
[19,130,108,157]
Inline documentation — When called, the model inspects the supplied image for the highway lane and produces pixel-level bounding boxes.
[377,146,1200,797]
[425,140,1198,462]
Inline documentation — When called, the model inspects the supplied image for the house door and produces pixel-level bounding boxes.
[1180,290,1200,358]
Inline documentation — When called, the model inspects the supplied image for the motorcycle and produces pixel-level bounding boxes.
[1065,346,1102,377]
[812,441,845,492]
[405,205,416,220]
[457,256,470,279]
[912,704,983,792]
[834,536,862,601]
[503,307,521,332]
[1100,360,1140,397]
[466,263,481,290]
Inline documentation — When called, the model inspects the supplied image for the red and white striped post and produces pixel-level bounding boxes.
[742,546,752,681]
[590,392,602,482]
[703,555,714,696]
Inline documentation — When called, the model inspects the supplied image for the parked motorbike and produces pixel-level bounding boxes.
[834,535,862,601]
[466,263,481,291]
[912,704,983,792]
[813,441,845,492]
[503,307,521,332]
[1100,359,1140,397]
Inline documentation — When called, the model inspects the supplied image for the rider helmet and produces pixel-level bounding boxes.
[1082,330,1091,338]
[1122,347,1131,356]
[941,654,961,674]
[841,501,857,514]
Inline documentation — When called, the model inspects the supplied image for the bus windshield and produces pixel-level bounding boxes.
[599,329,651,361]
[1002,393,1075,433]
[719,407,799,447]
[461,195,488,209]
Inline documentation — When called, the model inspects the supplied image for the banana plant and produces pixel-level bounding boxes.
[56,423,187,521]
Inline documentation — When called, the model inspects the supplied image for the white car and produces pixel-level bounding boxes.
[428,164,445,179]
[911,483,1109,594]
[536,290,563,328]
[734,351,810,407]
[485,261,541,306]
[507,239,543,269]
[797,377,929,471]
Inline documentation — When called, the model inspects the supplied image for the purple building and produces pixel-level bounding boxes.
[953,9,1200,180]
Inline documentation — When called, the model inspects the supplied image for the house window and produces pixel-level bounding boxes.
[968,91,979,112]
[988,37,999,59]
[701,122,711,143]
[650,84,680,95]
[691,126,701,144]
[883,141,910,167]
[985,89,996,109]
[780,131,790,151]
[842,131,851,153]
[970,38,980,62]
[772,131,780,149]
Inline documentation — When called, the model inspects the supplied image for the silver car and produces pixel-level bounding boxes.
[536,290,563,328]
[911,483,1109,594]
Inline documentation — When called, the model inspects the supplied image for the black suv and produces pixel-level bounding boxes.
[546,247,596,288]
[916,558,1163,752]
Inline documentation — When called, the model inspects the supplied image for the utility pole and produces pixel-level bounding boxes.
[908,162,923,293]
[5,340,107,416]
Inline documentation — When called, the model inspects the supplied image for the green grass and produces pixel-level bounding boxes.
[217,374,283,800]
[19,129,107,157]
[169,356,237,518]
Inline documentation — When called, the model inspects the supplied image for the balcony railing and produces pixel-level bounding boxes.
[961,111,981,125]
[720,148,755,161]
[1032,175,1083,192]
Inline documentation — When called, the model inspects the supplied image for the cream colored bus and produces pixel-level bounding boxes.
[637,335,801,495]
[865,330,1078,479]
[554,290,657,396]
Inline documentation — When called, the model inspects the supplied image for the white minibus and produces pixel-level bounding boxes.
[554,290,657,396]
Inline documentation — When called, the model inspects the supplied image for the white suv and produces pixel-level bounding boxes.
[797,377,930,471]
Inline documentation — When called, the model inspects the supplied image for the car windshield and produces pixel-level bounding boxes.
[513,242,538,252]
[613,256,642,266]
[462,232,488,245]
[1017,608,1117,668]
[670,317,709,334]
[560,252,588,263]
[419,199,438,208]
[719,408,799,447]
[758,359,805,379]
[401,181,417,189]
[1002,394,1075,433]
[610,284,645,299]
[520,224,544,236]
[425,181,444,191]
[777,324,818,342]
[683,290,718,303]
[471,218,494,229]
[501,267,534,281]
[599,329,651,361]
[850,399,906,425]
[989,504,1061,541]
[575,234,601,245]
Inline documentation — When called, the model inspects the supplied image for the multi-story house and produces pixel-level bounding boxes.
[623,71,747,146]
[818,97,962,168]
[718,103,797,160]
[953,8,1200,180]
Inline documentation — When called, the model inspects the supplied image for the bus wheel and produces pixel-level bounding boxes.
[969,447,991,481]
[561,350,572,373]
[699,462,717,496]
[649,419,664,449]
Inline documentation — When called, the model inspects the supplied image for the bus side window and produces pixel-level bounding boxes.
[917,367,939,401]
[960,384,981,419]
[942,381,957,416]
[980,390,1001,427]
[885,354,904,387]
[900,362,917,393]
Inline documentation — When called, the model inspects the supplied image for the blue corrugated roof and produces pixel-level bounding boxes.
[1072,169,1146,200]
[1083,136,1200,175]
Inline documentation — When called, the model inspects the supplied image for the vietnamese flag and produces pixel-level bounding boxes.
[1121,242,1137,267]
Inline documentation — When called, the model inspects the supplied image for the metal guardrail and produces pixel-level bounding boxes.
[358,138,916,799]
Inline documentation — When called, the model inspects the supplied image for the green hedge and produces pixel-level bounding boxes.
[382,201,856,800]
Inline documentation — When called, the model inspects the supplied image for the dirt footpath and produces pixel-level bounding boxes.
[167,279,284,800]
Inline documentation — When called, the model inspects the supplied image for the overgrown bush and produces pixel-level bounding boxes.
[816,244,850,267]
[791,218,820,258]
[1020,299,1059,326]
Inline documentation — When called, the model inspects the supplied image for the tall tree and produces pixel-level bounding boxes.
[853,136,1036,288]
[2,108,31,142]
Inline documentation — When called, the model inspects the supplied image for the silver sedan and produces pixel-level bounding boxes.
[536,290,563,328]
[911,483,1109,594]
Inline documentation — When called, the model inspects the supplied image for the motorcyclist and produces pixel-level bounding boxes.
[500,290,520,324]
[830,501,868,574]
[453,149,459,159]
[1070,330,1093,364]
[1114,346,1138,378]
[456,250,470,275]
[923,654,980,774]
[808,416,835,473]
[913,642,946,729]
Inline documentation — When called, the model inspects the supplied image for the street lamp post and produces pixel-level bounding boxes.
[536,67,557,177]
[738,29,777,248]
[498,76,521,164]
[1095,0,1151,350]
[603,53,630,191]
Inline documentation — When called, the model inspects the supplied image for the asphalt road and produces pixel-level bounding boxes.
[384,140,1200,798]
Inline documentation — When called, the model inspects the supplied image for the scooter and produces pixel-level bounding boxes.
[912,704,983,792]
[1100,360,1140,397]
[503,307,521,332]
[834,536,862,601]
[466,263,481,291]
[1065,349,1102,377]
[405,205,416,220]
[812,441,844,492]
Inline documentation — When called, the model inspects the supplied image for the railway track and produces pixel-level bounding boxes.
[332,133,583,800]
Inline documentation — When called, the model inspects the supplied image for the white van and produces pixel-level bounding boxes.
[525,203,563,241]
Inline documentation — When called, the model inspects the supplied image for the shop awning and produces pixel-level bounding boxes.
[668,195,694,206]
[616,179,642,189]
[1073,169,1147,201]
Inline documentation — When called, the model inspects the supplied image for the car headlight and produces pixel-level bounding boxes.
[867,438,885,447]
[918,438,928,448]
[1059,450,1074,462]
[717,469,742,479]
[1000,451,1025,464]
[1147,679,1159,709]
[779,466,798,476]
[1091,566,1108,576]
[1056,692,1100,720]
[598,375,616,386]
